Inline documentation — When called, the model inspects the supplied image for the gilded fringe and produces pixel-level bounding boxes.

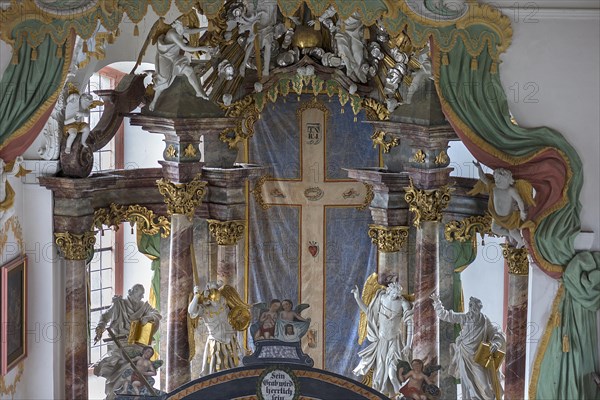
[82,41,88,53]
[134,24,139,36]
[364,27,370,40]
[442,52,449,65]
[471,57,478,70]
[490,61,498,74]
[314,20,321,31]
[31,48,37,61]
[562,334,570,353]
[56,46,63,57]
[11,51,18,64]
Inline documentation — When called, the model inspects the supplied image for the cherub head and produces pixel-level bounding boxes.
[493,168,514,189]
[218,60,236,81]
[269,299,281,312]
[142,346,154,359]
[282,299,293,311]
[411,358,424,372]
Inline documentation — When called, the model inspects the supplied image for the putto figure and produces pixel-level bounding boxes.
[471,161,535,247]
[352,273,414,397]
[430,294,506,400]
[64,86,102,154]
[149,19,213,111]
[187,281,250,376]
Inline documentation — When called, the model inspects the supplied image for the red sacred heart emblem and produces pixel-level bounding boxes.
[308,241,319,257]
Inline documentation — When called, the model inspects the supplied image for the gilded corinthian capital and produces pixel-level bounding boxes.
[502,244,529,275]
[368,225,409,253]
[207,219,245,245]
[157,175,207,220]
[404,178,453,227]
[55,231,96,260]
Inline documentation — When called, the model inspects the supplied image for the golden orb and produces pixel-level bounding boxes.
[292,25,323,49]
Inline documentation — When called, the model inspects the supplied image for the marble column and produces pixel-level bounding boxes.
[207,219,245,288]
[367,224,409,285]
[157,177,207,391]
[404,177,452,372]
[503,244,529,399]
[55,231,96,400]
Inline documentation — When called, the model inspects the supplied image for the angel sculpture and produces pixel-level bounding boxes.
[64,86,103,154]
[187,281,251,376]
[396,359,441,400]
[0,156,28,227]
[470,161,535,248]
[250,298,310,343]
[352,273,414,397]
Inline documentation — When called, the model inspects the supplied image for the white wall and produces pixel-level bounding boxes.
[123,109,164,170]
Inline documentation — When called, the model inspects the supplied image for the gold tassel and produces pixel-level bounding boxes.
[471,57,478,70]
[354,116,357,122]
[285,19,292,29]
[82,40,88,53]
[208,20,214,32]
[115,27,120,37]
[364,27,370,40]
[562,334,570,352]
[133,24,139,36]
[314,20,321,31]
[31,48,38,61]
[11,51,18,65]
[442,52,449,65]
[340,108,344,114]
[490,61,498,74]
[107,33,115,44]
[56,46,63,58]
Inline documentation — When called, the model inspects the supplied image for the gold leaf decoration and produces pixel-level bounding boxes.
[412,149,426,163]
[371,130,399,153]
[207,219,245,246]
[183,144,197,158]
[55,231,96,260]
[435,150,449,165]
[502,244,529,275]
[93,204,171,238]
[404,178,453,227]
[156,176,207,220]
[444,214,493,242]
[368,225,409,252]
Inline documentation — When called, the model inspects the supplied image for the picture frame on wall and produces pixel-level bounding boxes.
[1,255,27,375]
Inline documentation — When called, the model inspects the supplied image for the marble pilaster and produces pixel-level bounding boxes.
[411,220,439,364]
[503,245,529,399]
[54,231,96,400]
[165,214,194,391]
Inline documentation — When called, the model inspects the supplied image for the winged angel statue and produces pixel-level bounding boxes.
[352,273,414,397]
[188,281,251,375]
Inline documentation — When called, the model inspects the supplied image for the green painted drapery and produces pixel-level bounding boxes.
[0,35,71,159]
[137,231,161,311]
[434,37,600,400]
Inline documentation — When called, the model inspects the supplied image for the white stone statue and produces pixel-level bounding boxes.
[430,294,506,400]
[234,1,278,78]
[217,59,236,81]
[64,90,97,154]
[149,20,212,111]
[0,156,24,228]
[93,284,162,399]
[472,161,535,248]
[187,281,250,376]
[310,6,368,83]
[38,91,65,160]
[352,274,414,397]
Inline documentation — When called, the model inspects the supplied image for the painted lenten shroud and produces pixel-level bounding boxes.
[248,94,378,377]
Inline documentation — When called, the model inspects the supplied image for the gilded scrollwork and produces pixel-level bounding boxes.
[156,176,207,220]
[502,244,529,275]
[404,178,453,227]
[55,231,96,260]
[356,183,374,211]
[222,96,260,149]
[207,219,245,246]
[362,98,390,121]
[367,224,409,253]
[92,204,171,238]
[370,130,399,153]
[252,174,272,210]
[444,214,493,243]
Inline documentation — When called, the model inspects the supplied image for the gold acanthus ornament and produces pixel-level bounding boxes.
[156,176,207,220]
[55,231,96,260]
[435,150,449,165]
[502,244,529,275]
[207,219,245,246]
[404,178,453,227]
[445,214,494,243]
[183,144,197,158]
[367,225,409,253]
[370,131,399,153]
[92,204,171,238]
[412,149,426,163]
